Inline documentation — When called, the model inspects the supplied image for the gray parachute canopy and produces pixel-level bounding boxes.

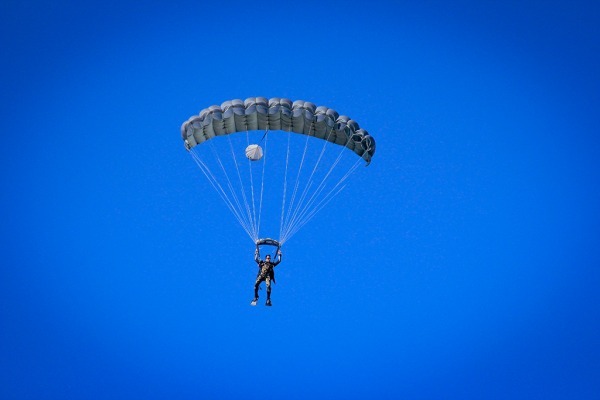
[181,97,376,164]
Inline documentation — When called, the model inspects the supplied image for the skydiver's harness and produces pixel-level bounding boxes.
[256,261,276,285]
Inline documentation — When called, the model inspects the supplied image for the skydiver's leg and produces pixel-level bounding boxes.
[265,276,272,306]
[253,281,259,299]
[253,275,265,300]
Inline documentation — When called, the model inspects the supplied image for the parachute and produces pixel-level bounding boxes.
[182,97,376,245]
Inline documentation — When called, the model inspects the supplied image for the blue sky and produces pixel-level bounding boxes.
[1,1,599,399]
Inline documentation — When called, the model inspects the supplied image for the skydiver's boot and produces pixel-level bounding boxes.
[265,298,272,306]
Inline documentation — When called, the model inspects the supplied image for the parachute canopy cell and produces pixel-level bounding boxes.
[181,97,376,164]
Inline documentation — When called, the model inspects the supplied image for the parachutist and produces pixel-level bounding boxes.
[251,249,282,306]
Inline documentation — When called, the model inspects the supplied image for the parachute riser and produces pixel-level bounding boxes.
[255,238,281,256]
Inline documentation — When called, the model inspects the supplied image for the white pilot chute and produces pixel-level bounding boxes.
[245,144,263,161]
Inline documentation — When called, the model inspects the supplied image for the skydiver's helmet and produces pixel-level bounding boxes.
[245,144,263,161]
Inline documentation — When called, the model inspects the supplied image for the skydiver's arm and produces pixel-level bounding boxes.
[273,251,282,266]
[254,249,262,264]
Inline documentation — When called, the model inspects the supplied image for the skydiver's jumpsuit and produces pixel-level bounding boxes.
[254,251,281,300]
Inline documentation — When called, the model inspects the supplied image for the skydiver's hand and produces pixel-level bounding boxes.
[277,250,282,255]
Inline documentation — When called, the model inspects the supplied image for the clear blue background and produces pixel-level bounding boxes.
[1,1,599,399]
